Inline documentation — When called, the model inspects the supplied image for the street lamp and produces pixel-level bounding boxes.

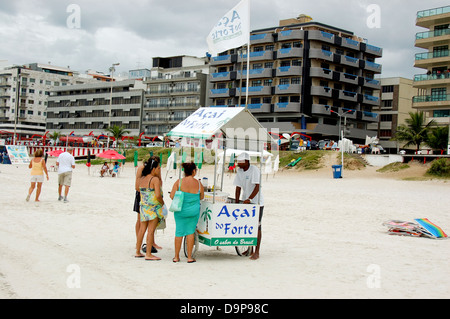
[107,63,120,148]
[330,108,352,178]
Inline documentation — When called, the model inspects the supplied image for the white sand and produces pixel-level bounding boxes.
[0,155,449,299]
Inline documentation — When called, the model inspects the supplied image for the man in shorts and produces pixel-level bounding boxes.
[233,152,264,260]
[57,147,75,203]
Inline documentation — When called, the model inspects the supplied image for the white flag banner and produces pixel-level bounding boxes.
[206,0,250,57]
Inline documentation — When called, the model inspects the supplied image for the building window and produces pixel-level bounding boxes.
[431,88,447,100]
[433,109,450,117]
[382,85,394,93]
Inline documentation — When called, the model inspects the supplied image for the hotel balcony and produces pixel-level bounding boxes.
[311,86,332,98]
[364,61,382,73]
[339,90,358,102]
[311,104,332,116]
[364,44,383,57]
[275,65,302,77]
[274,102,301,113]
[416,5,450,28]
[210,71,236,83]
[362,77,381,90]
[361,111,379,122]
[341,55,359,68]
[275,84,301,95]
[247,103,272,113]
[250,33,274,45]
[277,47,303,59]
[236,86,272,96]
[340,72,359,86]
[238,50,274,63]
[309,48,333,62]
[210,54,236,66]
[308,30,335,45]
[309,67,332,80]
[413,94,450,109]
[416,29,450,49]
[277,29,305,42]
[413,73,450,88]
[210,88,232,98]
[237,68,273,80]
[415,50,450,69]
[363,94,380,106]
[341,37,360,50]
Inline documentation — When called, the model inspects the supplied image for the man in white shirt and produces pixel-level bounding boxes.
[233,152,264,260]
[57,147,75,203]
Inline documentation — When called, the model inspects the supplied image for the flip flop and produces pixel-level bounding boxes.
[173,258,180,263]
[187,259,196,263]
[145,256,161,261]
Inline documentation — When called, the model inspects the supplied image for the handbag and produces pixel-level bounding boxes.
[169,179,184,212]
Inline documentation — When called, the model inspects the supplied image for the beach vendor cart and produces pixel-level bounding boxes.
[166,107,274,257]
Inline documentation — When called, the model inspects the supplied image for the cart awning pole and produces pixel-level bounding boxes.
[220,145,227,192]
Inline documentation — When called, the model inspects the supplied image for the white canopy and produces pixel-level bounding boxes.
[166,107,274,150]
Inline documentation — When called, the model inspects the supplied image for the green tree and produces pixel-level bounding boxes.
[49,131,63,144]
[393,111,435,152]
[105,125,131,146]
[426,126,449,154]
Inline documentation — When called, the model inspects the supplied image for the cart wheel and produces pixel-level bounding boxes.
[235,246,253,257]
[183,231,199,258]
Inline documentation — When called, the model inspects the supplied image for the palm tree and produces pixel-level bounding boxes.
[105,125,130,146]
[393,111,435,152]
[49,131,63,145]
[426,126,449,154]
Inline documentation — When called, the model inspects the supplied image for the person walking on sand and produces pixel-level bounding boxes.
[27,149,49,202]
[135,157,165,260]
[57,147,75,203]
[170,162,204,263]
[233,152,264,260]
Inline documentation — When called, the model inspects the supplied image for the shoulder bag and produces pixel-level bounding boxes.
[169,178,184,212]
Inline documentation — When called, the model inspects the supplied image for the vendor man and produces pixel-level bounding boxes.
[233,152,264,260]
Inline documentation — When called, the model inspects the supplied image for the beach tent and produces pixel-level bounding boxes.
[166,107,273,150]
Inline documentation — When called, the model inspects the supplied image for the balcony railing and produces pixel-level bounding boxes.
[414,73,450,81]
[416,29,450,40]
[415,50,449,60]
[417,5,450,19]
[413,94,450,103]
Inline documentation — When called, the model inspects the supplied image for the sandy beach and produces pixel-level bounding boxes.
[0,154,449,299]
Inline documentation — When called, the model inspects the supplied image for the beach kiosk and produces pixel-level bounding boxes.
[166,107,274,256]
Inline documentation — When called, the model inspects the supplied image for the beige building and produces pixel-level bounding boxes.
[413,5,450,127]
[369,77,415,151]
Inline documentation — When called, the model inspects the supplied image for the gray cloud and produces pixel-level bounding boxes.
[0,0,445,78]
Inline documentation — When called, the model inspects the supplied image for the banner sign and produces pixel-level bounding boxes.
[206,0,250,56]
[5,145,30,164]
[197,201,259,246]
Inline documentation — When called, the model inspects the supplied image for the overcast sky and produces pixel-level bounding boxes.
[0,0,446,79]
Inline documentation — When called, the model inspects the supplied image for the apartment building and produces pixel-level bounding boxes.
[46,79,145,137]
[413,5,450,126]
[142,56,209,136]
[0,63,95,139]
[208,15,382,143]
[368,77,415,151]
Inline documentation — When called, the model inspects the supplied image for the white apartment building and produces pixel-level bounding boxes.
[0,63,96,140]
